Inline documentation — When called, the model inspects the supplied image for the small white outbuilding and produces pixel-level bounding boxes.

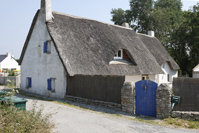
[193,64,199,78]
[0,53,20,72]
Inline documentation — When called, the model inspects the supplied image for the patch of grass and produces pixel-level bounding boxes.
[163,118,199,129]
[133,117,159,125]
[0,102,54,132]
[20,93,53,101]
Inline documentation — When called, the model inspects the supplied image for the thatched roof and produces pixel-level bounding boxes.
[20,10,164,76]
[138,33,180,70]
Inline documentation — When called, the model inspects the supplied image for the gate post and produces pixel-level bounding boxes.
[156,84,172,119]
[121,82,134,114]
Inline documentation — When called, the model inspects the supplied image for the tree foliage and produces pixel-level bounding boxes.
[110,0,199,76]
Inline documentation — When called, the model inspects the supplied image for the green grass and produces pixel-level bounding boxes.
[163,118,199,129]
[20,93,53,101]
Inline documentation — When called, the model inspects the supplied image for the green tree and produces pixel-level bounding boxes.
[110,0,153,33]
[129,0,153,33]
[186,3,199,75]
[152,0,183,46]
[111,8,127,25]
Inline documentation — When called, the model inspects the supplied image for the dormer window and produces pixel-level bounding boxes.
[114,49,123,59]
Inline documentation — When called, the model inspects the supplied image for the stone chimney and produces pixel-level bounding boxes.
[148,31,155,37]
[122,23,130,28]
[41,0,54,22]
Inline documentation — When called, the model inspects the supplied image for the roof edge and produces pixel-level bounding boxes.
[52,11,133,31]
[19,10,40,65]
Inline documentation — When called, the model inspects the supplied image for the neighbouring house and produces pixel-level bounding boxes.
[0,53,20,72]
[19,0,179,103]
[192,64,199,78]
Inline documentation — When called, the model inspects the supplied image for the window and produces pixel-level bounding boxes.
[167,74,172,82]
[142,75,149,80]
[162,63,165,68]
[114,49,123,59]
[47,78,56,93]
[26,77,31,88]
[43,40,51,54]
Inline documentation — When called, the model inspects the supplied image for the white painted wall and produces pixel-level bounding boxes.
[20,10,67,99]
[125,74,156,85]
[157,62,178,88]
[125,62,178,88]
[0,53,20,71]
[193,64,199,78]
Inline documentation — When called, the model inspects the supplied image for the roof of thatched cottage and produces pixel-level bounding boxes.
[138,33,180,70]
[19,10,168,76]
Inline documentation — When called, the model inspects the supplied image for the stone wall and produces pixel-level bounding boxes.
[121,82,134,114]
[65,95,121,111]
[0,75,20,87]
[156,84,172,119]
[172,111,199,121]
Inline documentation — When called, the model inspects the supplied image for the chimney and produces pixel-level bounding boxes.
[122,23,130,28]
[148,31,155,37]
[41,0,54,22]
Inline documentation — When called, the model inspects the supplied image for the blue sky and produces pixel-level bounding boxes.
[0,0,198,59]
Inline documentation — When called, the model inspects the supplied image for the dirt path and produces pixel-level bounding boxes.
[14,94,199,133]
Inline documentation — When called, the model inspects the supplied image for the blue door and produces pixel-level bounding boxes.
[135,80,158,117]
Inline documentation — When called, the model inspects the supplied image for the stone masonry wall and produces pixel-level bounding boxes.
[65,95,121,111]
[121,82,134,114]
[172,111,199,121]
[156,84,172,119]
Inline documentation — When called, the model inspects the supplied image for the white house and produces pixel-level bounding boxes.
[19,0,179,102]
[192,64,199,78]
[0,53,20,72]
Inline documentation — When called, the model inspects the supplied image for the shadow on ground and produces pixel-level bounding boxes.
[2,87,157,121]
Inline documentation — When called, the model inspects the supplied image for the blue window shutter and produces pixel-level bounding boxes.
[43,42,47,53]
[28,78,31,87]
[47,79,52,90]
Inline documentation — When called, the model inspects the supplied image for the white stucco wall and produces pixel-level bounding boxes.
[193,64,199,78]
[157,62,178,88]
[125,74,156,85]
[193,64,199,72]
[0,53,20,71]
[125,62,178,88]
[20,10,67,99]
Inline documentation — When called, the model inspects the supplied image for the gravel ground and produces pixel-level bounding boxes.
[11,92,199,133]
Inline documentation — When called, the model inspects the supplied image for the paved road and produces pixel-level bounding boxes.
[13,94,198,133]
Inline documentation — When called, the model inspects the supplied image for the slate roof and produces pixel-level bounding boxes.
[19,10,179,76]
[0,54,7,62]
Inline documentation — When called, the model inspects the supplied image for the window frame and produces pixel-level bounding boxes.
[47,78,56,93]
[114,49,123,59]
[142,74,149,80]
[26,77,32,88]
[43,40,51,54]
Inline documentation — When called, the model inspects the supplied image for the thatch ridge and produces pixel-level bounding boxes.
[137,33,180,70]
[46,11,164,76]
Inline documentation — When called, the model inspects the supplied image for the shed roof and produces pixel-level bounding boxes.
[20,10,165,76]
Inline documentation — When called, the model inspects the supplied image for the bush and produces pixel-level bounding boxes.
[0,102,55,132]
[0,80,55,132]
